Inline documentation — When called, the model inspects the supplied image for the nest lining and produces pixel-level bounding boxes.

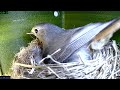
[11,39,120,79]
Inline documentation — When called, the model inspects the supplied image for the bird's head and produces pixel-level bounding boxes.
[28,23,64,40]
[27,23,65,53]
[31,24,46,42]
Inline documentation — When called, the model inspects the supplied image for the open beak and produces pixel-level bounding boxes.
[26,32,34,35]
[26,32,36,39]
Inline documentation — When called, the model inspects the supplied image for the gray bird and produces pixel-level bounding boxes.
[28,17,120,63]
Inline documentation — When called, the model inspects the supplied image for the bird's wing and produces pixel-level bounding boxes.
[53,18,120,63]
[90,17,120,50]
[93,17,120,42]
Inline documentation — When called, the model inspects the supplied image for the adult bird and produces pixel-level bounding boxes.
[28,17,120,64]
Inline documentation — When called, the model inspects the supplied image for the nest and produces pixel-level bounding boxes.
[11,39,120,79]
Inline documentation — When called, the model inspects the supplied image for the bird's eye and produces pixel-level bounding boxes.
[35,29,38,33]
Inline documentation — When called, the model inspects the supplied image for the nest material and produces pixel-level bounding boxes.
[11,39,120,79]
[11,39,43,79]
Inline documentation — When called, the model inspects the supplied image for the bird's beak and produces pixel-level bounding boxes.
[26,32,34,35]
[26,32,36,39]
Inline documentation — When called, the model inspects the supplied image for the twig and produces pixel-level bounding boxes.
[47,55,62,64]
[44,64,63,79]
[28,56,36,74]
[108,41,118,79]
[14,63,44,68]
[38,48,61,64]
[113,69,120,75]
[51,48,61,56]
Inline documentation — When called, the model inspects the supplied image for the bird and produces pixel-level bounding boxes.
[90,18,120,50]
[27,17,120,64]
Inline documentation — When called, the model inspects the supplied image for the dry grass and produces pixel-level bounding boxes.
[11,39,120,79]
